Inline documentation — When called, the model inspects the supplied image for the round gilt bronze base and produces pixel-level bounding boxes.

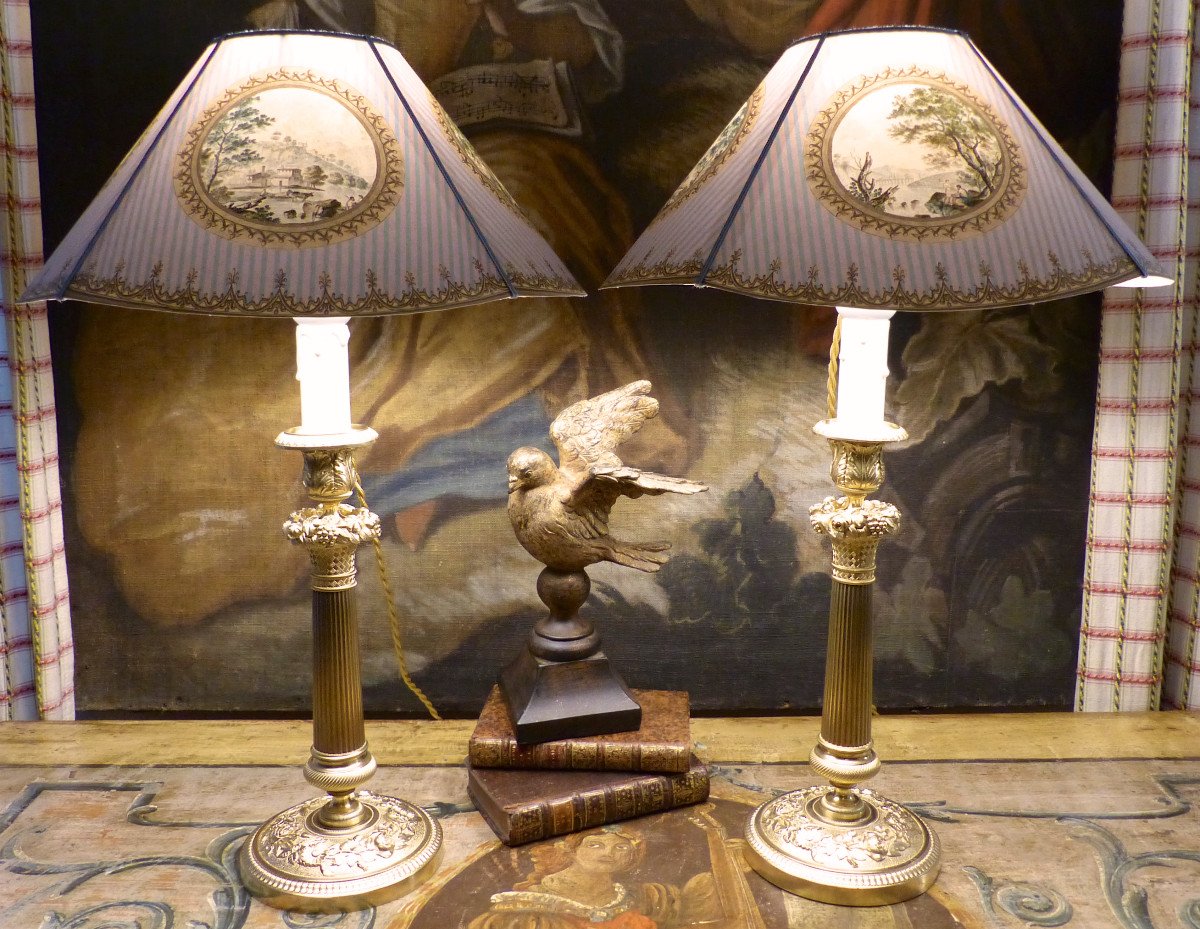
[745,785,940,906]
[239,790,442,911]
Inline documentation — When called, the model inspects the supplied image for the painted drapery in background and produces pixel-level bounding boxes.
[7,0,1193,717]
[0,0,73,720]
[1079,0,1198,710]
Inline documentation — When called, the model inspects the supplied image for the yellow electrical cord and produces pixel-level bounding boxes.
[353,476,442,720]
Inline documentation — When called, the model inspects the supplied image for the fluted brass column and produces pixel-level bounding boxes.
[239,427,442,911]
[745,425,940,906]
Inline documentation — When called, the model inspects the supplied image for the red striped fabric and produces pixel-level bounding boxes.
[0,0,73,720]
[1079,0,1200,711]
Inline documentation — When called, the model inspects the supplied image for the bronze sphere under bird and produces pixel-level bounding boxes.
[507,380,707,573]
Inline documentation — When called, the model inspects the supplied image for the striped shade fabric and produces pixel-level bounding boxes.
[22,30,583,315]
[605,26,1165,310]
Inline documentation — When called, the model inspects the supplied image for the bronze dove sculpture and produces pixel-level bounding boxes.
[506,380,707,573]
[499,380,706,743]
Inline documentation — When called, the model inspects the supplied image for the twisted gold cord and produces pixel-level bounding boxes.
[352,477,442,720]
[826,315,842,420]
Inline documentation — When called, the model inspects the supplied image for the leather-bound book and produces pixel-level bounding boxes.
[467,755,710,846]
[470,686,692,773]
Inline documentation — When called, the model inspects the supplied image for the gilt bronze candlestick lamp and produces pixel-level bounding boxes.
[22,30,582,910]
[606,25,1168,905]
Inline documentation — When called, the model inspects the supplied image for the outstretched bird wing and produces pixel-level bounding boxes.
[566,466,708,542]
[549,379,659,485]
[550,380,707,533]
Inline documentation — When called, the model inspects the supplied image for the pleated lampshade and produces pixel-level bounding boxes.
[24,30,584,315]
[605,26,1166,310]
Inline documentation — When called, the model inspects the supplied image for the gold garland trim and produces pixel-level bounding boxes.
[67,259,579,316]
[609,247,1136,311]
[430,89,529,221]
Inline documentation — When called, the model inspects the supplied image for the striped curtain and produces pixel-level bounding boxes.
[0,0,73,720]
[1078,0,1198,711]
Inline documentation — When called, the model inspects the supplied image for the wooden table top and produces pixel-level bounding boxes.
[2,710,1196,766]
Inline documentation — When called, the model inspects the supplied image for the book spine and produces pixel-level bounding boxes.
[506,768,710,845]
[468,737,690,773]
[469,736,505,769]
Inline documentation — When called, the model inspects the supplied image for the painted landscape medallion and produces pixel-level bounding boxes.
[808,71,1022,239]
[176,70,403,246]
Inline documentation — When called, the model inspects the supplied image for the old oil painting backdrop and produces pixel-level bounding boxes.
[29,1,1123,715]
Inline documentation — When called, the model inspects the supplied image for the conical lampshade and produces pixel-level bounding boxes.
[605,26,1166,310]
[23,30,584,315]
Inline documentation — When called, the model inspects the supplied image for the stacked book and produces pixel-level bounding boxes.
[467,687,709,845]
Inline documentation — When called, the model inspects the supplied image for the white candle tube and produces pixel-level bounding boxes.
[294,317,352,435]
[834,307,894,428]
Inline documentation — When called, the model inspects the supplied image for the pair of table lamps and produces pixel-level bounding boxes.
[23,25,1166,913]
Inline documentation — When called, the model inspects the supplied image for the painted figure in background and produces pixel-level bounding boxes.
[392,798,967,929]
[470,805,812,929]
[53,0,1118,713]
[469,826,721,929]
